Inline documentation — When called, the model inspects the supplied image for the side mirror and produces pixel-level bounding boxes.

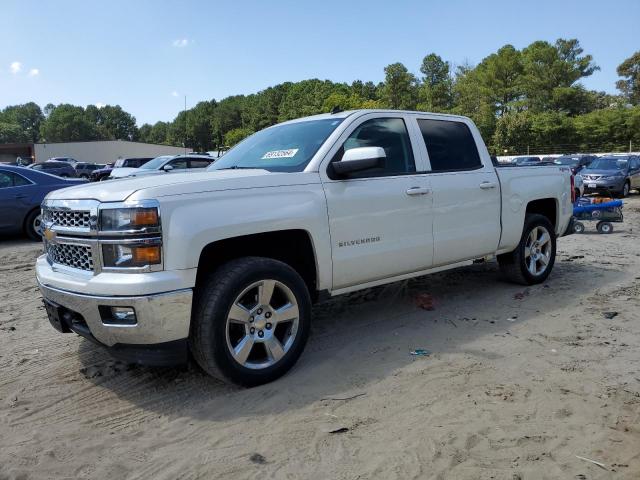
[162,164,174,172]
[331,147,386,177]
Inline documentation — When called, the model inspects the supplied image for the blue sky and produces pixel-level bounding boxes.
[2,0,638,125]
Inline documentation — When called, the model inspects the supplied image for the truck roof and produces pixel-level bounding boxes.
[279,109,473,126]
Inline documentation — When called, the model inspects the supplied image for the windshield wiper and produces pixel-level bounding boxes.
[215,166,258,170]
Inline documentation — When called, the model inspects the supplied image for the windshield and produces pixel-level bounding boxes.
[554,156,579,166]
[140,156,173,170]
[209,118,344,172]
[585,157,627,170]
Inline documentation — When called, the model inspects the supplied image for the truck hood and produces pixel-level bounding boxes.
[45,169,320,203]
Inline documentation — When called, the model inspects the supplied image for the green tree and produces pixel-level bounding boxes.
[380,63,418,110]
[224,127,254,147]
[39,104,100,142]
[85,104,138,140]
[0,122,30,143]
[417,53,453,112]
[616,51,640,105]
[0,102,44,142]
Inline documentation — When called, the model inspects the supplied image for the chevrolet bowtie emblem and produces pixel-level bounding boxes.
[43,228,56,242]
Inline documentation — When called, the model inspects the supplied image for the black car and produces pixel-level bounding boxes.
[28,161,77,177]
[90,157,153,181]
[553,154,596,174]
[74,162,104,179]
[0,165,86,240]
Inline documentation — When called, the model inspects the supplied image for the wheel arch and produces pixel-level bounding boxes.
[195,229,320,301]
[525,198,558,233]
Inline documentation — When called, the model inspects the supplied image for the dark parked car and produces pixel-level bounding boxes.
[0,165,86,240]
[582,155,640,198]
[90,157,152,181]
[28,161,77,177]
[513,156,542,166]
[46,157,79,167]
[553,154,596,174]
[74,162,104,179]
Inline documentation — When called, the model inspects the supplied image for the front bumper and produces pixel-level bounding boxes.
[38,279,192,365]
[583,179,625,195]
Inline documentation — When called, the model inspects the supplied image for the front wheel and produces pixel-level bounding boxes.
[25,209,43,241]
[573,221,585,234]
[190,257,311,386]
[497,214,556,285]
[619,182,630,198]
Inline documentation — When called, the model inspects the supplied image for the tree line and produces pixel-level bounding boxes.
[1,40,639,155]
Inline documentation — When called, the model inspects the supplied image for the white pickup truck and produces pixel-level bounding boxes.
[36,110,575,386]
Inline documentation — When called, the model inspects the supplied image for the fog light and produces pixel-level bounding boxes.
[101,306,137,325]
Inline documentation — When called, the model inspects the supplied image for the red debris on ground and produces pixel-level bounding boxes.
[414,292,435,311]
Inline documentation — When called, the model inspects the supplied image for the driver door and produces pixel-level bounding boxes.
[320,113,434,290]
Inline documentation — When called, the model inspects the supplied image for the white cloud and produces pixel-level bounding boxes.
[27,68,39,77]
[171,90,179,97]
[9,61,22,74]
[172,38,190,48]
[95,102,106,108]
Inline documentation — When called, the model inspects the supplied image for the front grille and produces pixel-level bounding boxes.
[43,208,91,229]
[585,175,601,181]
[46,242,94,271]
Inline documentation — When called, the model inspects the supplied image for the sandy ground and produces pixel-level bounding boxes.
[1,198,640,480]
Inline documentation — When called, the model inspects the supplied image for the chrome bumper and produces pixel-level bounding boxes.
[38,281,192,347]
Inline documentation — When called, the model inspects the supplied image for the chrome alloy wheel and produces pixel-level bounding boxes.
[524,226,552,276]
[225,279,300,369]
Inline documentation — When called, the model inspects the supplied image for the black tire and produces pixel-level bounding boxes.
[497,214,557,285]
[596,221,613,234]
[24,209,43,241]
[619,181,630,198]
[573,221,585,234]
[190,257,311,387]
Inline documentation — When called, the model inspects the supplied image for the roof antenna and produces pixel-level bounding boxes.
[331,105,343,114]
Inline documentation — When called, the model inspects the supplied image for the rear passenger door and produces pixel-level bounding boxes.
[414,116,501,266]
[320,113,434,290]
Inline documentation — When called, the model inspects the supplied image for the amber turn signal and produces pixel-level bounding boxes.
[132,208,159,227]
[132,245,161,264]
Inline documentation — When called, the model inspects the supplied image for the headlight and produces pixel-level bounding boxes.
[100,207,159,232]
[602,174,623,181]
[102,242,162,268]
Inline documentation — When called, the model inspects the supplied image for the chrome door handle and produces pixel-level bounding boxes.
[479,182,497,190]
[406,186,431,196]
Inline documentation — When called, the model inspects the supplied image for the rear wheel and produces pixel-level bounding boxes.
[497,214,556,285]
[190,257,311,386]
[596,221,613,234]
[25,209,43,241]
[573,221,585,234]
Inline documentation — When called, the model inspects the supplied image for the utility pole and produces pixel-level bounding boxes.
[184,95,187,155]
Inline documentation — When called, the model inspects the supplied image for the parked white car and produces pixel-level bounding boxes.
[109,154,214,179]
[37,110,574,386]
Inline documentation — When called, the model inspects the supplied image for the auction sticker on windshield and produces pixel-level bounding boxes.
[262,149,299,160]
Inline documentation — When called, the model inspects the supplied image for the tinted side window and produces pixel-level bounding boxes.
[334,118,415,177]
[13,173,31,186]
[418,119,482,172]
[0,172,13,188]
[170,159,188,169]
[189,159,211,168]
